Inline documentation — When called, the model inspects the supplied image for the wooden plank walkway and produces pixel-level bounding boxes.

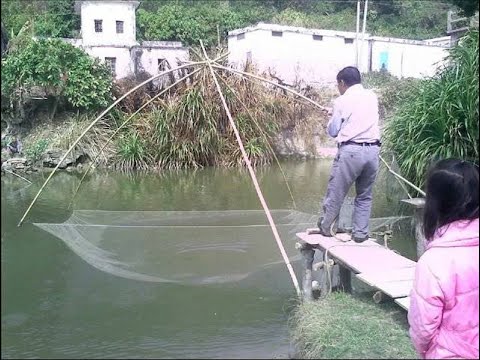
[296,231,416,311]
[395,297,411,310]
[357,267,415,298]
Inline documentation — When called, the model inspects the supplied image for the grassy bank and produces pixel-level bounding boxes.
[289,292,416,359]
[4,64,337,170]
[4,69,415,171]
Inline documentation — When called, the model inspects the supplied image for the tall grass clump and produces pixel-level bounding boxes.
[114,62,308,171]
[384,30,479,189]
[289,292,416,359]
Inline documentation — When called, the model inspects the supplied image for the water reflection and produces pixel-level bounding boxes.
[1,159,416,358]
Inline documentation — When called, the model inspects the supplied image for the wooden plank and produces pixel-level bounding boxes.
[374,280,413,298]
[356,267,415,286]
[297,232,379,247]
[297,232,415,274]
[395,297,410,311]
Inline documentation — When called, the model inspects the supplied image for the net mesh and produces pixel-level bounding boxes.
[35,209,408,285]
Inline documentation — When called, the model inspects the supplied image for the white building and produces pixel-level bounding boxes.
[65,0,189,80]
[228,23,451,86]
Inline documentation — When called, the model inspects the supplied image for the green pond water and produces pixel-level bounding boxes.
[1,159,416,358]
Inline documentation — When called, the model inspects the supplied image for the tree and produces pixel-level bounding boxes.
[1,38,113,122]
[448,0,479,16]
[1,0,79,38]
[1,22,7,57]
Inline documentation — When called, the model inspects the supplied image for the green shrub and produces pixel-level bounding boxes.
[1,38,113,117]
[25,138,49,162]
[385,31,479,189]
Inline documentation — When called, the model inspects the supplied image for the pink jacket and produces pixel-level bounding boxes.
[408,218,479,359]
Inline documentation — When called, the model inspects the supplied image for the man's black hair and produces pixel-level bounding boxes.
[336,66,361,87]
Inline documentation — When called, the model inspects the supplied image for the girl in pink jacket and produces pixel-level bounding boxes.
[408,159,479,359]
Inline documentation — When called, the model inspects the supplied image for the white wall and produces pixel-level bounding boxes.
[81,1,138,47]
[228,24,450,85]
[139,44,190,87]
[139,44,189,76]
[83,46,133,79]
[370,38,449,78]
[76,1,189,80]
[229,25,369,86]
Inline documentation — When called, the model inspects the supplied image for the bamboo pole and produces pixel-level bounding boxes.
[200,40,301,297]
[379,156,425,196]
[66,51,229,208]
[67,67,205,209]
[3,168,32,184]
[215,74,297,209]
[381,153,412,199]
[211,63,330,111]
[17,60,208,226]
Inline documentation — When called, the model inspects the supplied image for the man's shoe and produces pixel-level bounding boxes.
[352,234,369,243]
[317,217,333,237]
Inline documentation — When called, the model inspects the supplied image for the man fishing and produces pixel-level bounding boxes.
[317,66,381,243]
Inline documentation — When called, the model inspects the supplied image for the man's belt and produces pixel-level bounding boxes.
[339,140,381,147]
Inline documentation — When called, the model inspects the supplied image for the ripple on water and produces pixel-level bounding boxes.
[2,313,29,328]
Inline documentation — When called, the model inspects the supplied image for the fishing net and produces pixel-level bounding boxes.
[35,208,409,286]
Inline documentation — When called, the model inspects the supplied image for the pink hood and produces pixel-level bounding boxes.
[408,218,479,359]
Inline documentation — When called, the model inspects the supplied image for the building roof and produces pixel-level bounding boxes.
[228,23,368,39]
[228,22,451,47]
[74,0,140,14]
[142,41,184,48]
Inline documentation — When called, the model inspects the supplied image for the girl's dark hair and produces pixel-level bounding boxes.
[423,158,479,240]
[336,66,361,86]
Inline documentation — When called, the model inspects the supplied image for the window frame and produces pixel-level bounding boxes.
[94,19,103,33]
[116,20,124,34]
[105,57,116,75]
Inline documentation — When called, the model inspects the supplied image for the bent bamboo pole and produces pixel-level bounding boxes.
[67,52,229,208]
[211,63,330,112]
[200,41,301,297]
[379,155,425,196]
[18,61,208,226]
[68,67,205,209]
[3,168,32,184]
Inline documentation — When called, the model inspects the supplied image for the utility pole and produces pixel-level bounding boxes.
[360,0,369,71]
[355,0,361,67]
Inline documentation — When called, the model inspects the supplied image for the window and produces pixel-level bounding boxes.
[246,51,252,63]
[272,31,283,37]
[312,34,323,41]
[158,59,167,72]
[105,57,116,75]
[116,21,124,34]
[94,19,103,33]
[237,33,245,40]
[344,38,354,44]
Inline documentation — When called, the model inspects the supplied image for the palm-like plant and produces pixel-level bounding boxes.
[385,30,479,189]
